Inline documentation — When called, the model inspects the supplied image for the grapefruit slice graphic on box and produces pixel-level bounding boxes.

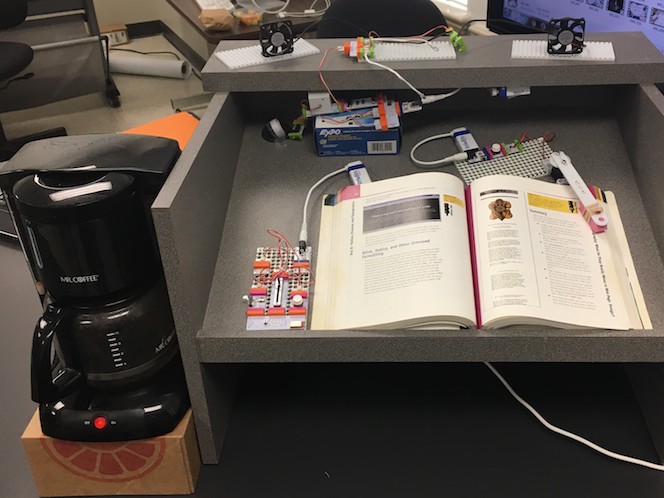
[41,438,166,483]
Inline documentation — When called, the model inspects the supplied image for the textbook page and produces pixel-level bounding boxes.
[312,172,476,330]
[469,175,639,329]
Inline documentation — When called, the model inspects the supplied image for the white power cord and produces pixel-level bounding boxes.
[485,362,664,472]
[298,165,348,255]
[277,0,330,17]
[362,51,461,105]
[251,0,290,14]
[410,131,468,168]
[370,37,434,45]
[362,51,425,99]
[420,89,461,104]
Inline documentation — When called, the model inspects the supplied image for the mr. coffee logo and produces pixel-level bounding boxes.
[155,330,176,354]
[319,129,342,138]
[59,274,100,284]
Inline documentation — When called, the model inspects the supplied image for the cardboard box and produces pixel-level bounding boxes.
[22,409,200,496]
[314,101,401,157]
[101,24,129,46]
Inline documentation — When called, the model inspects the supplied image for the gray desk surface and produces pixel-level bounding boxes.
[194,98,664,363]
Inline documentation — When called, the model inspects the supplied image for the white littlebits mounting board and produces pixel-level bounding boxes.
[215,39,320,69]
[373,41,456,61]
[245,247,311,330]
[511,40,615,61]
[456,139,554,184]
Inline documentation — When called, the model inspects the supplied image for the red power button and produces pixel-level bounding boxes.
[93,416,108,430]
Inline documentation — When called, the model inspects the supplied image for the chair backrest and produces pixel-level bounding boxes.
[0,0,29,31]
[316,0,448,38]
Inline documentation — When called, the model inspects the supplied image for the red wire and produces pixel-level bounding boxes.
[318,47,344,112]
[322,111,372,125]
[517,131,556,160]
[372,25,448,41]
[264,229,316,286]
[415,24,448,37]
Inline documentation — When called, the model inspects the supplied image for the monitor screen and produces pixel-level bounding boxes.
[486,0,664,56]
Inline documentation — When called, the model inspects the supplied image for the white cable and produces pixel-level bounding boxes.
[371,37,440,54]
[360,51,460,106]
[484,362,664,472]
[420,88,461,104]
[362,51,425,99]
[410,132,468,168]
[299,165,348,252]
[281,11,325,17]
[278,0,330,17]
[252,0,290,14]
[372,37,430,44]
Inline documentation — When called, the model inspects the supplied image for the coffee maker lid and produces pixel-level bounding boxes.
[0,134,180,193]
[12,171,137,223]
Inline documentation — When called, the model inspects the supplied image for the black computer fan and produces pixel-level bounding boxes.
[260,21,295,58]
[547,18,585,55]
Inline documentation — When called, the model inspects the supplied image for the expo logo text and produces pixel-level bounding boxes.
[319,129,342,138]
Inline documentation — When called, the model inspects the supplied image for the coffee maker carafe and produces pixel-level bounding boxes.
[0,134,189,441]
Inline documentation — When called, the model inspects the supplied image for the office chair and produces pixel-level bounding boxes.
[0,0,66,161]
[316,0,448,38]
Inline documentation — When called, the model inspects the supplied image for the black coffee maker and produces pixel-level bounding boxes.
[0,134,189,441]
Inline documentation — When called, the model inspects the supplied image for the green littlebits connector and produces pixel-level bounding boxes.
[288,105,307,140]
[447,28,467,52]
[514,140,524,153]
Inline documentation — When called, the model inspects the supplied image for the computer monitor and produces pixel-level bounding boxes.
[486,0,664,56]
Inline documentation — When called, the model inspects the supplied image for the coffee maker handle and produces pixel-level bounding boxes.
[31,304,83,403]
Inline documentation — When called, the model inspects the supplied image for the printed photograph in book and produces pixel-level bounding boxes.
[311,172,650,331]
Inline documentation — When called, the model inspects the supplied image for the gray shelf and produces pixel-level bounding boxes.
[155,35,664,463]
[202,32,664,92]
[195,92,664,364]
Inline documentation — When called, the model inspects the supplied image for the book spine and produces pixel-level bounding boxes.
[465,184,482,328]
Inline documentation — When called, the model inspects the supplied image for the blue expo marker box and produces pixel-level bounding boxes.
[314,101,401,157]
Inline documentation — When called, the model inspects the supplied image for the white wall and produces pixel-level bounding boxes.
[92,0,209,58]
[469,0,488,19]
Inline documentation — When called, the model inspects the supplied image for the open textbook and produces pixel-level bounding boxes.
[311,173,650,330]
